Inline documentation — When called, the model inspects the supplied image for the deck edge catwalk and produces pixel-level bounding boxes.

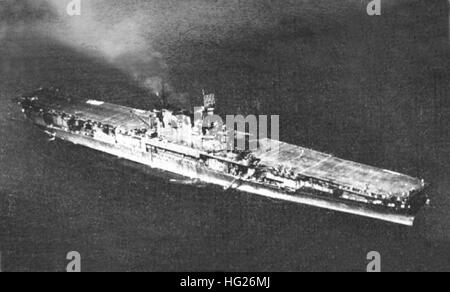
[16,88,430,226]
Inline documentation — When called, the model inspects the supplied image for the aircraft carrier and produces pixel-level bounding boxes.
[16,88,429,226]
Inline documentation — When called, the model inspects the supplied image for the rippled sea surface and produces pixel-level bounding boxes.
[0,0,450,271]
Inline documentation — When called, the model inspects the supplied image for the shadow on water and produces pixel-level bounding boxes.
[0,1,450,271]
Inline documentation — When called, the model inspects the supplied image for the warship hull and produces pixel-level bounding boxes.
[46,126,415,226]
[17,89,428,226]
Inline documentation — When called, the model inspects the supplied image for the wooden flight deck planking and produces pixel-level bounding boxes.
[42,98,424,199]
[254,139,424,198]
[43,98,152,130]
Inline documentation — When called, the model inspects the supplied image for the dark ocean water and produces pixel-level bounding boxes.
[0,0,450,271]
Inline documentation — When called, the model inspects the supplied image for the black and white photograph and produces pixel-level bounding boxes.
[0,0,449,274]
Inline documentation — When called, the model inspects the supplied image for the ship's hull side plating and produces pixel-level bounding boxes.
[17,89,429,226]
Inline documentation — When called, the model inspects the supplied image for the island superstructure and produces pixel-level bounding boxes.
[16,88,429,226]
